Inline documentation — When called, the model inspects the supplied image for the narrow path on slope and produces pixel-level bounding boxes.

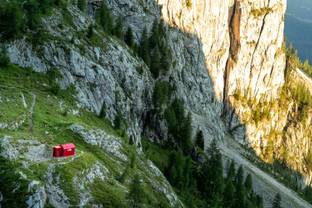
[296,68,312,94]
[221,134,312,208]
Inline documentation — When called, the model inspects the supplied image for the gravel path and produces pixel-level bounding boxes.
[221,134,312,208]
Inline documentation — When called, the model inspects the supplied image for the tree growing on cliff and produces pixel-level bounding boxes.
[128,175,145,208]
[77,0,86,12]
[0,2,23,40]
[244,173,253,194]
[96,2,113,34]
[272,193,282,208]
[139,27,150,66]
[0,48,9,67]
[125,27,134,49]
[113,17,123,39]
[195,129,205,150]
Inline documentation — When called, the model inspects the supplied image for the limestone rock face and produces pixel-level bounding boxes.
[7,6,154,146]
[157,0,286,101]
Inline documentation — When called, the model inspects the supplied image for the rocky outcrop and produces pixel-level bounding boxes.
[26,181,46,208]
[69,124,128,161]
[7,6,153,146]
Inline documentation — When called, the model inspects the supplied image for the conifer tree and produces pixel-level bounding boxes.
[99,102,106,118]
[150,45,161,78]
[153,81,170,111]
[234,166,246,208]
[114,112,122,129]
[149,20,159,47]
[223,181,235,208]
[235,166,244,186]
[227,160,236,183]
[0,48,9,67]
[0,2,23,40]
[128,175,145,208]
[183,156,193,190]
[207,139,224,199]
[272,193,282,208]
[139,27,150,66]
[96,2,113,34]
[125,27,134,49]
[77,0,87,12]
[161,46,171,72]
[23,0,41,30]
[181,112,192,154]
[113,17,123,39]
[166,151,185,188]
[195,129,205,150]
[86,24,94,39]
[244,173,253,194]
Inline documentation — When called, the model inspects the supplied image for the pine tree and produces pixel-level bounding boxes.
[198,139,224,203]
[166,151,185,188]
[0,2,23,40]
[235,166,244,186]
[96,2,113,34]
[99,102,106,118]
[77,0,87,12]
[226,160,236,183]
[23,0,41,30]
[0,48,9,67]
[234,166,246,208]
[207,139,224,199]
[114,112,122,129]
[150,45,161,78]
[181,112,192,154]
[183,156,193,190]
[153,81,170,111]
[160,46,171,72]
[244,174,253,194]
[128,175,145,208]
[195,129,205,150]
[223,181,235,208]
[272,193,282,208]
[139,27,150,66]
[149,20,159,48]
[125,27,134,49]
[86,24,94,39]
[113,17,123,39]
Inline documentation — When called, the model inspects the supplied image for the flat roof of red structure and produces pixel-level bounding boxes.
[61,143,75,149]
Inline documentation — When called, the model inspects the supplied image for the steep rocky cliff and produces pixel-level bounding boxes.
[2,0,312,207]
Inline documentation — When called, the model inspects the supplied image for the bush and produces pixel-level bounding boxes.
[50,82,61,95]
[186,0,192,9]
[0,50,10,67]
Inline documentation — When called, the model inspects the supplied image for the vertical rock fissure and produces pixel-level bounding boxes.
[247,0,272,98]
[222,0,241,118]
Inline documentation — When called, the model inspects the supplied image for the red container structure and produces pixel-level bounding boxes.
[52,143,75,158]
[61,143,75,157]
[53,145,62,157]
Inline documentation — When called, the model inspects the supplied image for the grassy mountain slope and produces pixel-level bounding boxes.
[0,64,179,207]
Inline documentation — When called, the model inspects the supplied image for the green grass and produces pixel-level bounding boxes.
[142,138,170,173]
[0,64,175,207]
